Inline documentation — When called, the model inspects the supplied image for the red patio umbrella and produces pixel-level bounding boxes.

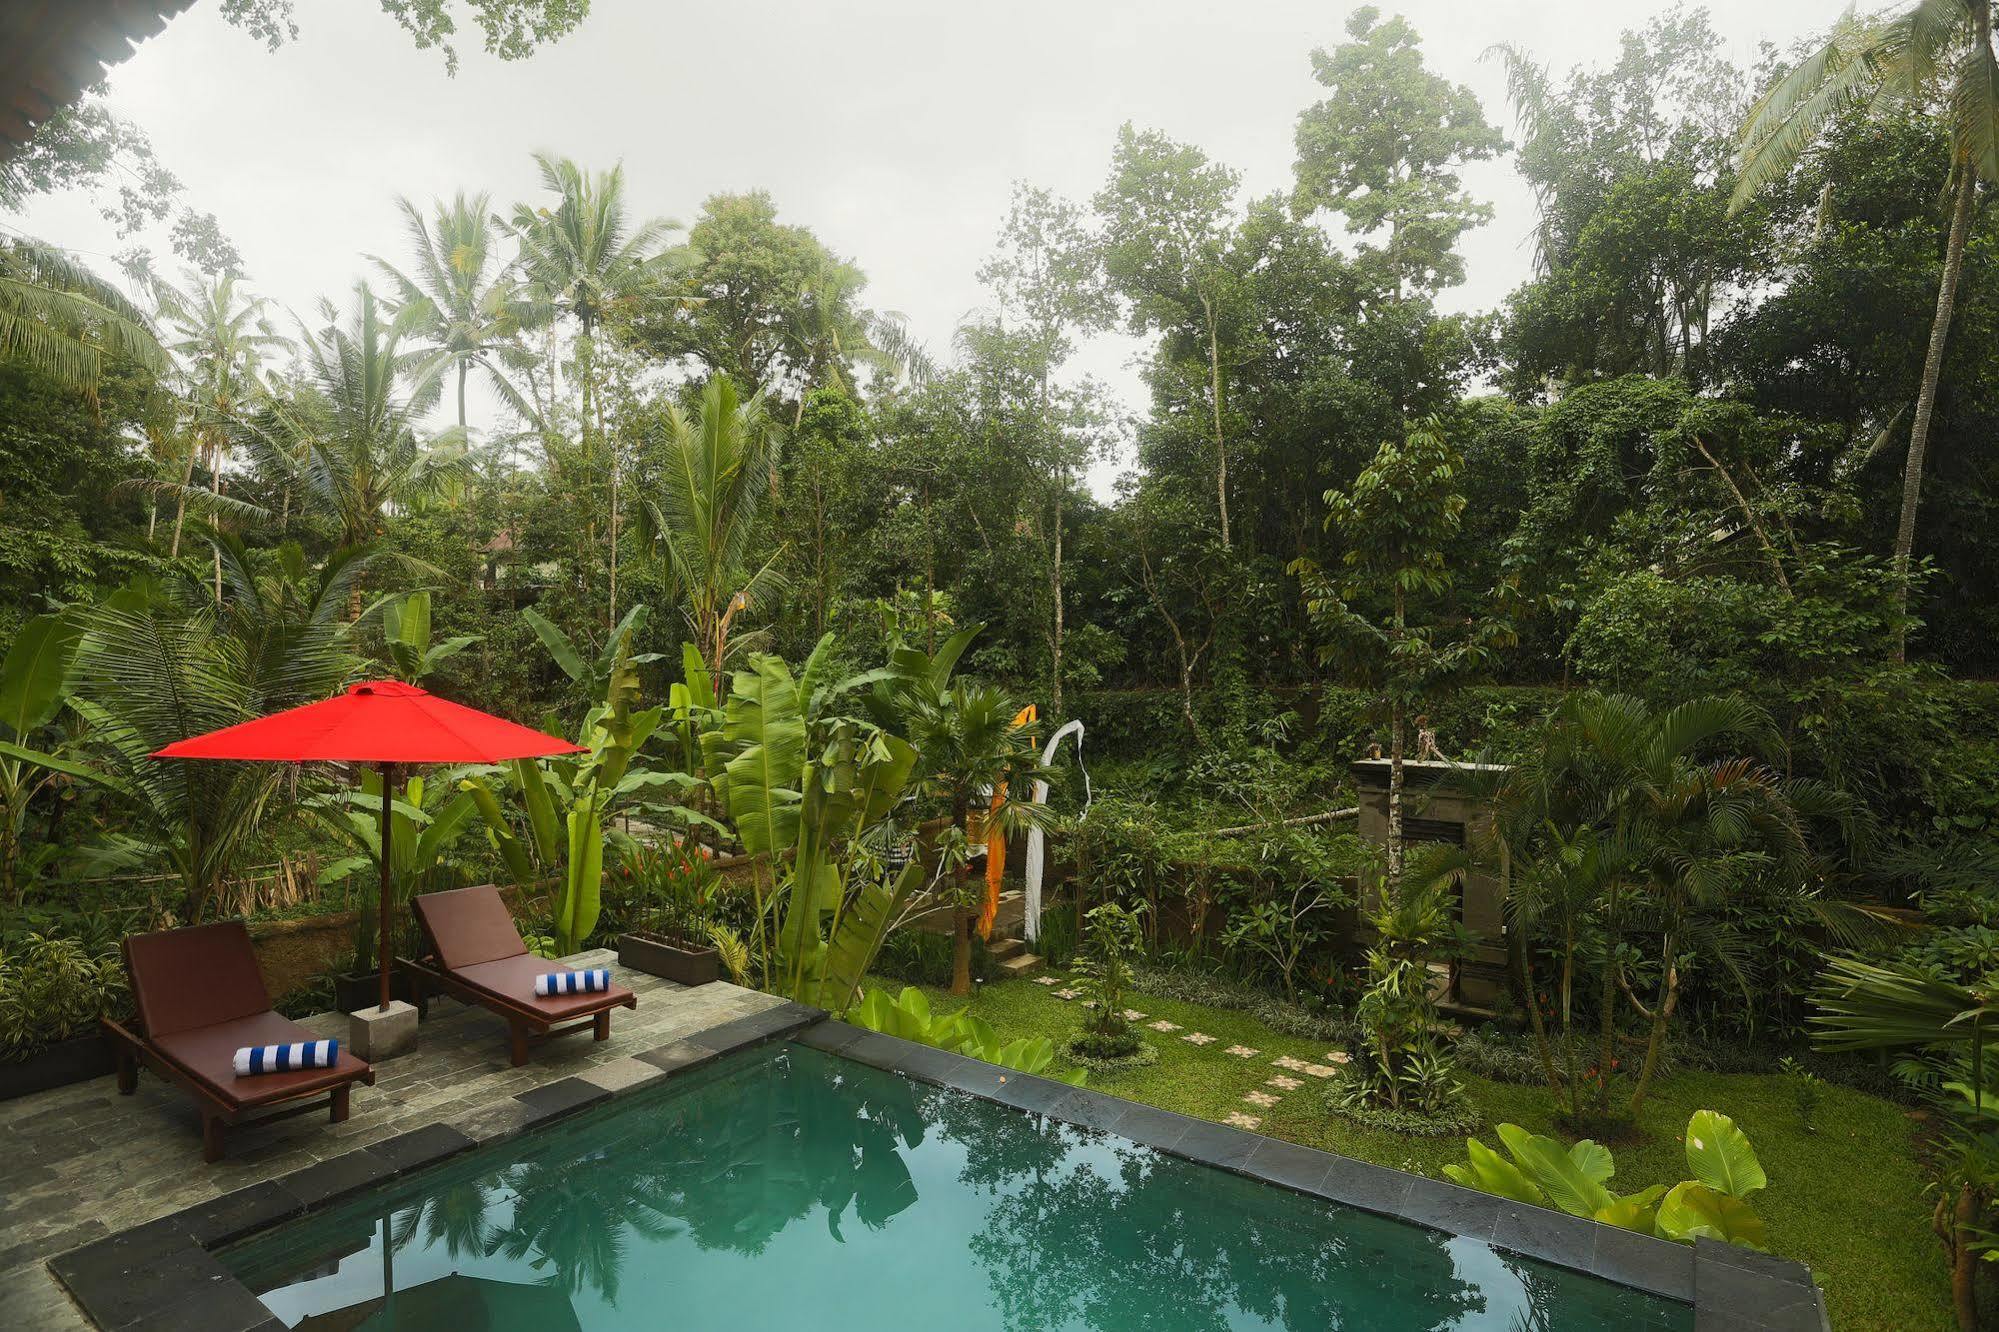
[153,681,584,1010]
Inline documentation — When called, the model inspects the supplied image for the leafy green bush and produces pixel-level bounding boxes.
[0,934,128,1060]
[1445,1109,1769,1249]
[850,985,1082,1083]
[1071,901,1147,1061]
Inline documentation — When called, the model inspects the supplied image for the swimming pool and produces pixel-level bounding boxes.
[223,1041,1692,1330]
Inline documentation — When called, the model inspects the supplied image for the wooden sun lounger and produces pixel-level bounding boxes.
[403,885,636,1067]
[104,921,375,1163]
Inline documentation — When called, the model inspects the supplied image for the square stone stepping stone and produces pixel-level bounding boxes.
[1271,1055,1308,1072]
[1121,1009,1147,1021]
[1223,1044,1260,1059]
[1266,1074,1303,1091]
[1324,1051,1351,1065]
[1033,976,1062,986]
[1147,1019,1182,1033]
[1052,988,1080,1000]
[1301,1063,1338,1078]
[1182,1031,1215,1046]
[1243,1090,1280,1108]
[1224,1111,1263,1130]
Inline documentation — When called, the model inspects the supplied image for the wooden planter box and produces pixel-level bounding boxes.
[331,970,415,1013]
[0,1032,115,1101]
[618,932,719,986]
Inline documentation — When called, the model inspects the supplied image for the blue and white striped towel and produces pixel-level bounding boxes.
[233,1040,339,1076]
[535,968,610,996]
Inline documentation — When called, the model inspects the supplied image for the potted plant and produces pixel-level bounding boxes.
[617,840,722,985]
[0,934,126,1100]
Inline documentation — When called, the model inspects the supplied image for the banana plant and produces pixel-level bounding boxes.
[309,767,479,971]
[852,985,1084,1083]
[522,603,662,703]
[381,590,478,684]
[714,637,923,1012]
[1445,1109,1768,1249]
[0,610,128,904]
[462,620,699,953]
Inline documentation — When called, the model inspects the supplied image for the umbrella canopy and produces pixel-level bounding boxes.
[153,680,585,765]
[153,681,583,1010]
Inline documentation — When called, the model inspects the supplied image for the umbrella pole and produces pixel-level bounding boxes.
[379,761,395,1012]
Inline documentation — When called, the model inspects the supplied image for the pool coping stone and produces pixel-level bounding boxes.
[799,1019,1828,1331]
[44,998,824,1331]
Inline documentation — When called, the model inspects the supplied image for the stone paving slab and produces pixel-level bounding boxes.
[0,957,784,1329]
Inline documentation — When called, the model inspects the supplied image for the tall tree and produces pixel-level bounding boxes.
[978,183,1112,716]
[1732,2,1999,658]
[142,269,288,595]
[1293,6,1505,302]
[279,281,465,558]
[510,152,677,628]
[372,191,532,432]
[1096,125,1243,549]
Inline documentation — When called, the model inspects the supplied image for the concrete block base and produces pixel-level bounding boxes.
[348,1000,419,1062]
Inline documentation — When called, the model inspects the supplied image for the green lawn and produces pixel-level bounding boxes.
[869,972,1946,1332]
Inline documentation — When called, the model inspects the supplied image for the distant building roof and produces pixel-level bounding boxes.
[1,2,195,161]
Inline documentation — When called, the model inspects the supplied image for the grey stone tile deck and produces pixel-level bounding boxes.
[0,952,783,1329]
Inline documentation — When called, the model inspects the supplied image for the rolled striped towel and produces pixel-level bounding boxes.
[535,968,610,996]
[233,1040,340,1076]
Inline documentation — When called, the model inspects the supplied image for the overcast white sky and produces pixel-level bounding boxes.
[10,0,1837,493]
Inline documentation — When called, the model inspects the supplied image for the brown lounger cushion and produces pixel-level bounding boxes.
[152,1012,373,1109]
[451,954,635,1021]
[412,885,530,970]
[124,920,271,1037]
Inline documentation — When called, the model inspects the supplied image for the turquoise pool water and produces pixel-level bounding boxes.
[225,1043,1691,1330]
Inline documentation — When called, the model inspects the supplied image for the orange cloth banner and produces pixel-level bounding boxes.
[977,704,1036,939]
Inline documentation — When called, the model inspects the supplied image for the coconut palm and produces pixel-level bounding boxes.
[639,374,786,692]
[371,191,535,432]
[143,270,290,569]
[1731,2,1999,657]
[509,153,680,627]
[0,236,165,399]
[282,281,467,555]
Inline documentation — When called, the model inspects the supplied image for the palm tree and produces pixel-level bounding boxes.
[509,153,679,627]
[73,539,369,922]
[639,374,786,692]
[371,192,535,432]
[143,270,289,578]
[903,680,1051,995]
[1496,692,1845,1117]
[0,236,165,399]
[283,281,467,557]
[1731,2,1999,658]
[1813,957,1999,1329]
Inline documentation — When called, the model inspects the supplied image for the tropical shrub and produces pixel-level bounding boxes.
[850,985,1083,1083]
[1445,1109,1769,1249]
[0,933,128,1060]
[1070,901,1147,1062]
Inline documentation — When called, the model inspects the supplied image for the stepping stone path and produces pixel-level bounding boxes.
[1300,1063,1339,1079]
[1121,1010,1147,1022]
[1052,988,1081,1000]
[1323,1051,1351,1065]
[1223,1045,1260,1059]
[1266,1075,1303,1091]
[1033,976,1063,986]
[1147,1019,1182,1033]
[1271,1055,1309,1072]
[1182,1032,1215,1046]
[1224,1112,1263,1130]
[1243,1090,1280,1108]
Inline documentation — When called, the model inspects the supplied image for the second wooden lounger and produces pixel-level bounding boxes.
[404,884,637,1066]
